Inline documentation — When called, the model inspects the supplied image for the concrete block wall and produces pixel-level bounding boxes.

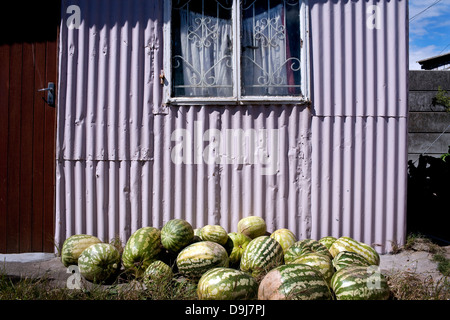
[408,71,450,163]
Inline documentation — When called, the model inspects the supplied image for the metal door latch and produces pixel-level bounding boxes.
[38,82,55,107]
[159,70,165,85]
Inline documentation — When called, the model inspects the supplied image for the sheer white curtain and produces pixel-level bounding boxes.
[177,9,233,97]
[241,4,293,96]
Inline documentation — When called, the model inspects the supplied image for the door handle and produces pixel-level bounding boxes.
[38,82,55,107]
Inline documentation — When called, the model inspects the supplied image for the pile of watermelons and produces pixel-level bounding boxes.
[60,216,390,300]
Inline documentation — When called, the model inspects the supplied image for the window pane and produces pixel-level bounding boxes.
[172,0,233,97]
[241,0,302,96]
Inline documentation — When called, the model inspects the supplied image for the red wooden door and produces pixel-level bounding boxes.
[0,2,60,252]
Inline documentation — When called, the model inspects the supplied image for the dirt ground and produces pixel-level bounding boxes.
[1,242,449,291]
[379,244,450,282]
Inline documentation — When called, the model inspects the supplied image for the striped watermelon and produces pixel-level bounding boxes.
[60,234,102,267]
[258,264,332,300]
[331,266,390,300]
[194,228,202,237]
[161,219,194,253]
[176,241,229,280]
[270,228,297,253]
[333,251,371,271]
[237,216,267,239]
[329,236,380,266]
[284,239,332,263]
[143,260,173,285]
[197,267,258,300]
[200,225,229,245]
[290,252,334,284]
[191,228,203,243]
[319,236,337,250]
[240,236,284,278]
[227,232,252,267]
[78,243,121,283]
[122,227,162,276]
[222,236,234,256]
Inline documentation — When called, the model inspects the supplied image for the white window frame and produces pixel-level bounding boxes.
[163,0,310,105]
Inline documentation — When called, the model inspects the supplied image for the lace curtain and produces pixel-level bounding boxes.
[175,9,233,97]
[173,0,301,97]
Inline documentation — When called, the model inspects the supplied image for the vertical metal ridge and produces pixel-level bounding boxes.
[310,0,408,118]
[309,0,408,252]
[311,116,408,251]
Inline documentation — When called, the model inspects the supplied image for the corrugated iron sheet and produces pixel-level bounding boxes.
[310,116,408,250]
[308,0,409,251]
[56,104,313,245]
[56,0,408,253]
[310,0,409,118]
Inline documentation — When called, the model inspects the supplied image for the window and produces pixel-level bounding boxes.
[163,0,309,104]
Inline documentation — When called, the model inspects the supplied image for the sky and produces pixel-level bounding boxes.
[409,0,450,70]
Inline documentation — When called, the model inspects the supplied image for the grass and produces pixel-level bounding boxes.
[385,233,450,300]
[432,253,450,277]
[387,271,449,300]
[0,270,198,300]
[403,233,450,277]
[402,233,441,253]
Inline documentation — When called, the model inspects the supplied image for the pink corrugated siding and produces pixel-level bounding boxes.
[55,0,408,253]
[309,0,409,251]
[56,105,313,246]
[310,0,409,118]
[311,116,408,250]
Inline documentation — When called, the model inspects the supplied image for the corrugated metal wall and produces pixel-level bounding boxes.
[56,0,408,253]
[309,0,409,251]
[311,117,408,249]
[56,0,166,245]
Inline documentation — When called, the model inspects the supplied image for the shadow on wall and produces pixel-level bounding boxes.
[407,147,450,245]
[0,1,61,45]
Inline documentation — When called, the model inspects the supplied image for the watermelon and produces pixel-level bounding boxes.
[122,227,162,276]
[78,243,121,283]
[319,236,337,250]
[240,236,284,278]
[176,241,229,280]
[143,260,173,286]
[329,236,380,265]
[237,216,267,239]
[330,266,390,300]
[161,219,194,253]
[194,228,201,237]
[290,252,334,285]
[333,251,371,271]
[258,264,332,300]
[191,228,202,243]
[197,267,258,300]
[60,234,102,267]
[200,225,229,245]
[284,239,332,263]
[227,232,252,267]
[270,228,297,253]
